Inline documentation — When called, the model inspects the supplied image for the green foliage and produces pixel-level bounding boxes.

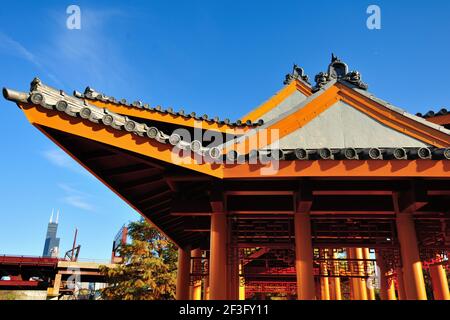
[100,219,178,300]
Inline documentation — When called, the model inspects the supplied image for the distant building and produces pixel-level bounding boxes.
[42,210,60,258]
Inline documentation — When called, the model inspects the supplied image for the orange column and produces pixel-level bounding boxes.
[319,249,330,300]
[387,274,397,300]
[363,248,376,300]
[227,249,239,300]
[294,212,316,300]
[238,264,246,300]
[321,280,331,300]
[330,278,342,300]
[375,251,389,300]
[355,248,368,300]
[328,275,335,300]
[396,212,427,300]
[320,275,331,300]
[395,267,407,300]
[332,251,342,300]
[347,248,359,300]
[314,278,321,299]
[176,246,191,300]
[203,260,210,300]
[209,212,228,300]
[430,263,450,300]
[190,249,202,300]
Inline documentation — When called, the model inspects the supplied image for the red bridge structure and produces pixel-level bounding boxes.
[0,254,113,298]
[0,255,59,289]
[3,55,450,300]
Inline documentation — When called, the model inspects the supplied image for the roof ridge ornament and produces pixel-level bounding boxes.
[284,64,310,85]
[342,70,368,90]
[328,53,349,79]
[312,54,368,92]
[30,77,42,91]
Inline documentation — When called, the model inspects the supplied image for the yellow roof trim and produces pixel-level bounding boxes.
[241,81,299,122]
[85,99,250,135]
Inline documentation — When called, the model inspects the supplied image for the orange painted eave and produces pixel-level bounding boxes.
[14,102,450,180]
[223,160,450,178]
[295,79,313,96]
[18,103,224,179]
[425,114,450,127]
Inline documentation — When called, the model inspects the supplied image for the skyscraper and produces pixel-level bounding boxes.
[42,209,60,257]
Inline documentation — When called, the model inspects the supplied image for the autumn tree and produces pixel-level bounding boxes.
[100,219,178,300]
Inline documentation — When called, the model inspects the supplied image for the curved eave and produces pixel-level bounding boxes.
[10,101,450,179]
[18,103,224,179]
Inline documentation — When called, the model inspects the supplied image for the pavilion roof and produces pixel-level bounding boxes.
[3,55,450,177]
[3,56,450,247]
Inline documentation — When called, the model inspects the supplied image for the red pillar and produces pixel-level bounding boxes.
[209,212,228,300]
[355,248,368,300]
[319,249,330,300]
[331,251,342,300]
[396,212,427,300]
[387,274,397,300]
[176,246,191,300]
[430,262,450,300]
[294,212,315,300]
[190,249,202,300]
[348,248,360,300]
[395,267,407,300]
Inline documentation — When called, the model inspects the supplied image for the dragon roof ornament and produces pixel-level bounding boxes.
[312,54,369,92]
[283,64,310,85]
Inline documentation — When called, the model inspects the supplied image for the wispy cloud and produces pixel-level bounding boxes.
[58,183,95,212]
[1,6,134,91]
[0,32,40,65]
[42,7,133,89]
[0,32,63,86]
[42,148,87,175]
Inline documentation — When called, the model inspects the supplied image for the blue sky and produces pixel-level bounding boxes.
[0,0,450,260]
